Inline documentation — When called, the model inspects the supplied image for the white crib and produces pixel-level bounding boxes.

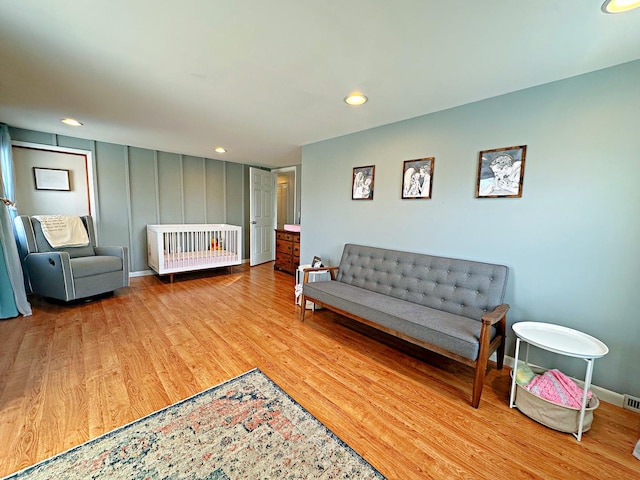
[147,224,242,282]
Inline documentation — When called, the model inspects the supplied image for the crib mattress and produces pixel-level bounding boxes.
[163,249,237,268]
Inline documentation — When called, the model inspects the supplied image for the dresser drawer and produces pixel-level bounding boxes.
[276,253,291,269]
[276,231,294,242]
[277,242,293,254]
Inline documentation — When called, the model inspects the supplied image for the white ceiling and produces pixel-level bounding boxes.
[1,1,639,168]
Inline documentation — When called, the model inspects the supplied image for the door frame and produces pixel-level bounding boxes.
[11,140,98,237]
[271,166,298,226]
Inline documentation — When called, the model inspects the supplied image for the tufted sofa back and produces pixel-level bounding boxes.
[336,244,508,322]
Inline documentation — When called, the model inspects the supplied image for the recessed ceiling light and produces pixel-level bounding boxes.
[61,118,83,126]
[214,146,227,154]
[344,92,368,106]
[602,0,640,13]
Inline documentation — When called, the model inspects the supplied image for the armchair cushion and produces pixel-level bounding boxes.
[70,256,123,278]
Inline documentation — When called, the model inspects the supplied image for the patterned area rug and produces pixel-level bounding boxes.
[4,369,385,479]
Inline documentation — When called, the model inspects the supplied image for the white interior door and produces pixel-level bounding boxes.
[249,167,277,266]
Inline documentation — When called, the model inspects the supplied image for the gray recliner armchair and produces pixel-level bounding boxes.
[14,215,129,302]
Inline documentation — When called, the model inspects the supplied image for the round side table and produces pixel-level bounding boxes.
[509,321,608,441]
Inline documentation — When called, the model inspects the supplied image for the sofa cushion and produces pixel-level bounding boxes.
[70,256,123,278]
[32,219,95,258]
[303,280,496,361]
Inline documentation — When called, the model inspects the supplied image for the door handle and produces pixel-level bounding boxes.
[250,221,257,224]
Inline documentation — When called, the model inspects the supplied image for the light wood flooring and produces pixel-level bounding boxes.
[0,263,638,479]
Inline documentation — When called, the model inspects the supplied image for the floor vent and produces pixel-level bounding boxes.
[623,394,640,413]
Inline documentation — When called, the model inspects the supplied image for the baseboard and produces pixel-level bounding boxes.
[502,355,624,407]
[130,270,155,277]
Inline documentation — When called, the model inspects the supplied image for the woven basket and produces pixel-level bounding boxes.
[512,369,600,434]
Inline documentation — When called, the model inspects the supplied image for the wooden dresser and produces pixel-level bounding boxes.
[275,229,300,274]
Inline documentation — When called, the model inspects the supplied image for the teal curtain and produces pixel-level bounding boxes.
[0,238,18,318]
[0,124,31,318]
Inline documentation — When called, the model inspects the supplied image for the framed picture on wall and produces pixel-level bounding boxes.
[402,157,434,199]
[352,165,375,200]
[33,167,71,191]
[476,145,527,198]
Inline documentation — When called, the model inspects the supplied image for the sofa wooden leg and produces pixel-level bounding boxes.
[472,321,493,408]
[495,315,507,370]
[300,295,306,322]
[496,338,506,370]
[471,363,486,408]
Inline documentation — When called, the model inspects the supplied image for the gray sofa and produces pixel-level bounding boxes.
[14,215,129,302]
[299,244,509,408]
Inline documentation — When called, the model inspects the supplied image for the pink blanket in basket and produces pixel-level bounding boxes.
[524,369,592,408]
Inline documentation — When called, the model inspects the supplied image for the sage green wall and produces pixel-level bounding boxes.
[301,60,640,398]
[8,128,250,273]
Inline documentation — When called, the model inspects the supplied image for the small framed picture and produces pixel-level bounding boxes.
[33,167,71,191]
[476,145,527,198]
[402,157,434,199]
[352,165,375,200]
[312,256,323,267]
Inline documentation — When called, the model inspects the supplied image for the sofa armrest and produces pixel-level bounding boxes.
[25,252,75,300]
[25,251,72,273]
[481,303,509,326]
[301,266,339,282]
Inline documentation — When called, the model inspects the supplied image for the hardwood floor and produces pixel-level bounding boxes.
[0,263,638,478]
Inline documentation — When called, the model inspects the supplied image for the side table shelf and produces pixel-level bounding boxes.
[509,321,608,441]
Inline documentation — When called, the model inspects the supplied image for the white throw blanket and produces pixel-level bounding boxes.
[32,215,90,248]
